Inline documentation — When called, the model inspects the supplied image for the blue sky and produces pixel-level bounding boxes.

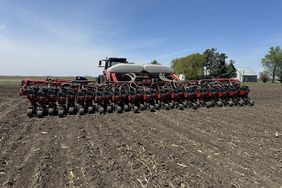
[0,0,281,76]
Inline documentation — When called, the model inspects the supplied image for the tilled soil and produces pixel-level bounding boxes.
[0,84,282,188]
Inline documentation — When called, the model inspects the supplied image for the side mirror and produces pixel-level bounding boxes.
[99,60,102,66]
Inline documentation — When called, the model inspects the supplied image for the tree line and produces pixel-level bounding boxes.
[261,46,282,83]
[170,48,237,80]
[150,46,282,82]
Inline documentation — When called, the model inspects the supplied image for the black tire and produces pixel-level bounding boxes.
[68,107,75,114]
[116,106,122,113]
[37,110,43,118]
[239,100,244,106]
[216,101,223,107]
[133,106,139,113]
[140,104,145,111]
[248,99,254,106]
[27,108,33,117]
[164,103,170,110]
[192,103,197,109]
[178,104,184,110]
[206,101,213,108]
[183,101,188,108]
[149,105,155,112]
[155,103,161,110]
[48,108,54,116]
[88,106,93,113]
[97,75,106,84]
[99,107,104,114]
[79,107,84,115]
[124,105,129,112]
[58,110,64,117]
[107,106,112,113]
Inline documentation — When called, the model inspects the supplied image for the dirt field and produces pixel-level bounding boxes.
[0,83,281,188]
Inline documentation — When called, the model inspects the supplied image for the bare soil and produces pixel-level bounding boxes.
[0,84,282,188]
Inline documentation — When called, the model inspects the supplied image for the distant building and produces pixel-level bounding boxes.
[236,68,257,82]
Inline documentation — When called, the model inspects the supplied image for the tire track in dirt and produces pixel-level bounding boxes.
[28,117,70,188]
[140,111,281,187]
[0,99,15,112]
[231,106,282,127]
[106,114,198,187]
[53,116,108,187]
[0,118,48,187]
[175,106,281,149]
[0,99,25,121]
[137,111,250,186]
[65,113,216,187]
[175,109,282,186]
[134,108,279,187]
[81,114,147,187]
[212,107,282,150]
[0,96,66,188]
[207,108,282,184]
[118,112,234,187]
[105,114,221,187]
[158,109,282,186]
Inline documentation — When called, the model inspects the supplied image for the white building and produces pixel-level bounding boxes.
[236,67,257,82]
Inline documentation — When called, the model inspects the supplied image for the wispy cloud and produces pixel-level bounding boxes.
[208,7,215,11]
[0,3,119,75]
[0,1,181,75]
[0,24,7,31]
[0,33,117,76]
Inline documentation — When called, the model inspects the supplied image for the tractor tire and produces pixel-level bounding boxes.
[97,75,106,84]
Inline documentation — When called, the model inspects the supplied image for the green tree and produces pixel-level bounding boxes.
[150,60,160,65]
[171,53,206,80]
[261,46,282,82]
[203,48,237,78]
[226,60,237,78]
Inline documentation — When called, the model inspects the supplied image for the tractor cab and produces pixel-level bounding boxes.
[99,57,128,70]
[97,57,128,83]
